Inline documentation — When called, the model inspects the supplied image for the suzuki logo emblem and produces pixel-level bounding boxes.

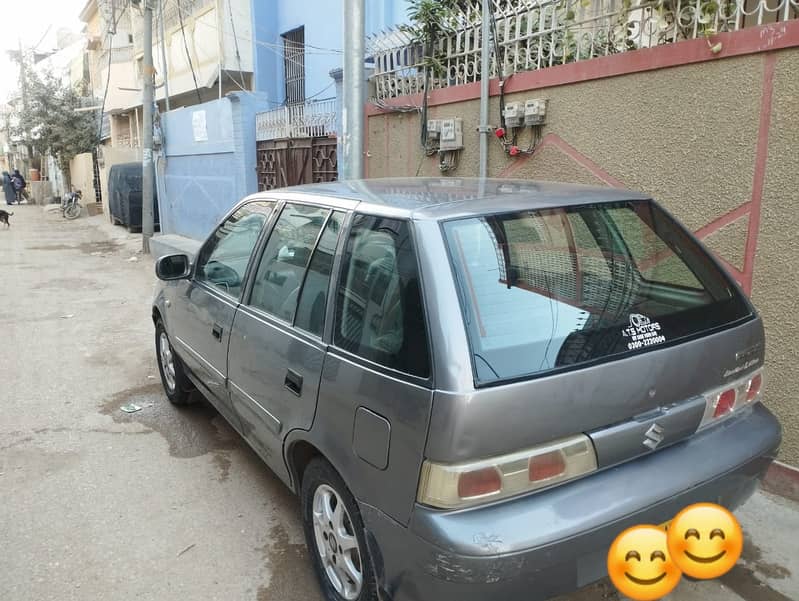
[643,423,665,450]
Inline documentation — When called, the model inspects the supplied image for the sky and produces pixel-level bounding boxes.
[0,0,86,102]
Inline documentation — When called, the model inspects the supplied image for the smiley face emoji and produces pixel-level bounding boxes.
[607,525,682,600]
[667,503,743,579]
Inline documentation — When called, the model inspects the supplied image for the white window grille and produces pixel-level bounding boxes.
[283,27,306,106]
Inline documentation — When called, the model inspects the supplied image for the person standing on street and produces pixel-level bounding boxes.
[11,169,28,204]
[2,171,15,205]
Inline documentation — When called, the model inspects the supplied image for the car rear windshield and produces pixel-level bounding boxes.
[442,200,752,385]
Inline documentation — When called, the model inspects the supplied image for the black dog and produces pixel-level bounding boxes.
[0,210,13,227]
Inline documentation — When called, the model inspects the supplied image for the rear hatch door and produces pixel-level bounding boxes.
[431,199,759,465]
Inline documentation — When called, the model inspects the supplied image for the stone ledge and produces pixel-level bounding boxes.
[763,460,799,502]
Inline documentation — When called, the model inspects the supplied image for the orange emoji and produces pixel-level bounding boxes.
[607,525,682,600]
[667,502,743,579]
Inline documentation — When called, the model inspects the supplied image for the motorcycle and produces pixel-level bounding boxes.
[62,189,83,220]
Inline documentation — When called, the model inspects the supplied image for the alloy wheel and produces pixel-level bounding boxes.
[159,331,176,393]
[312,484,363,600]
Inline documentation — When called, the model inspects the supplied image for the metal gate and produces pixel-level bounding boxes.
[92,148,103,203]
[256,137,337,191]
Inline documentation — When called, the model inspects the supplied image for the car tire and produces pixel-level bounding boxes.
[155,319,194,405]
[301,458,378,601]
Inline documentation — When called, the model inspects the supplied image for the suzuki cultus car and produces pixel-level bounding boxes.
[153,178,780,601]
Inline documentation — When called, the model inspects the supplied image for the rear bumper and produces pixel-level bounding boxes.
[361,403,781,601]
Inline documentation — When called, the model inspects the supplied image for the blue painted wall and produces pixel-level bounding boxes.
[156,92,270,241]
[252,0,411,103]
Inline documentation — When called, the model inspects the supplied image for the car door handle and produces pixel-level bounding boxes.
[211,323,223,341]
[284,369,303,396]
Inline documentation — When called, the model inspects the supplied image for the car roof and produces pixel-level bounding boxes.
[264,177,650,220]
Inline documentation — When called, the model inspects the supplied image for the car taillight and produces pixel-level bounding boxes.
[457,467,502,499]
[699,369,763,430]
[529,450,566,482]
[713,389,736,418]
[417,434,597,509]
[746,373,762,402]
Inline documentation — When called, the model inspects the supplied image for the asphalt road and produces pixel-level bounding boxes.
[1,205,797,601]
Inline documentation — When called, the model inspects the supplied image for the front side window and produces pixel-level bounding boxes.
[249,203,329,322]
[195,201,275,298]
[334,215,430,378]
[443,200,752,384]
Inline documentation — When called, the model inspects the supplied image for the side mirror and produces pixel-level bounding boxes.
[155,254,191,281]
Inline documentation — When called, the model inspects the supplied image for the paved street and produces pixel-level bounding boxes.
[1,205,797,601]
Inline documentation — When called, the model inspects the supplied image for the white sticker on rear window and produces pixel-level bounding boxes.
[622,314,666,350]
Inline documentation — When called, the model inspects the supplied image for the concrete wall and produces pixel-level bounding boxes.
[43,155,67,201]
[366,33,799,465]
[28,181,56,206]
[68,153,97,205]
[156,92,268,240]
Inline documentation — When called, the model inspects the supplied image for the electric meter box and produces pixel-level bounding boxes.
[524,99,548,126]
[503,102,524,128]
[427,119,442,140]
[439,118,464,151]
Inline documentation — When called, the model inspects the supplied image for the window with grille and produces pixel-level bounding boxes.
[282,26,305,105]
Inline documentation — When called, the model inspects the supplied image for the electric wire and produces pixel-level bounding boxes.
[96,36,114,141]
[184,12,342,101]
[32,25,52,51]
[486,0,508,130]
[189,7,343,58]
[96,8,127,142]
[419,34,432,154]
[369,99,420,113]
[303,81,335,101]
[226,0,248,90]
[222,5,344,54]
[176,0,203,104]
[224,71,334,106]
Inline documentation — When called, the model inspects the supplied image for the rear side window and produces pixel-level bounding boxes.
[294,211,345,337]
[334,215,430,378]
[443,200,751,384]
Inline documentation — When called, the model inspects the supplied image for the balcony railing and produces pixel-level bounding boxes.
[369,0,799,100]
[256,98,338,141]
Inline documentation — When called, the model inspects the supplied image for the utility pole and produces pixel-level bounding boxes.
[342,0,365,180]
[142,0,155,253]
[478,0,491,179]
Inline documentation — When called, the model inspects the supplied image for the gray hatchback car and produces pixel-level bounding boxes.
[152,178,780,601]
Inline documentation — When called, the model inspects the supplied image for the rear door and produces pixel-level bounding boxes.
[315,214,434,525]
[227,203,345,482]
[168,201,275,425]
